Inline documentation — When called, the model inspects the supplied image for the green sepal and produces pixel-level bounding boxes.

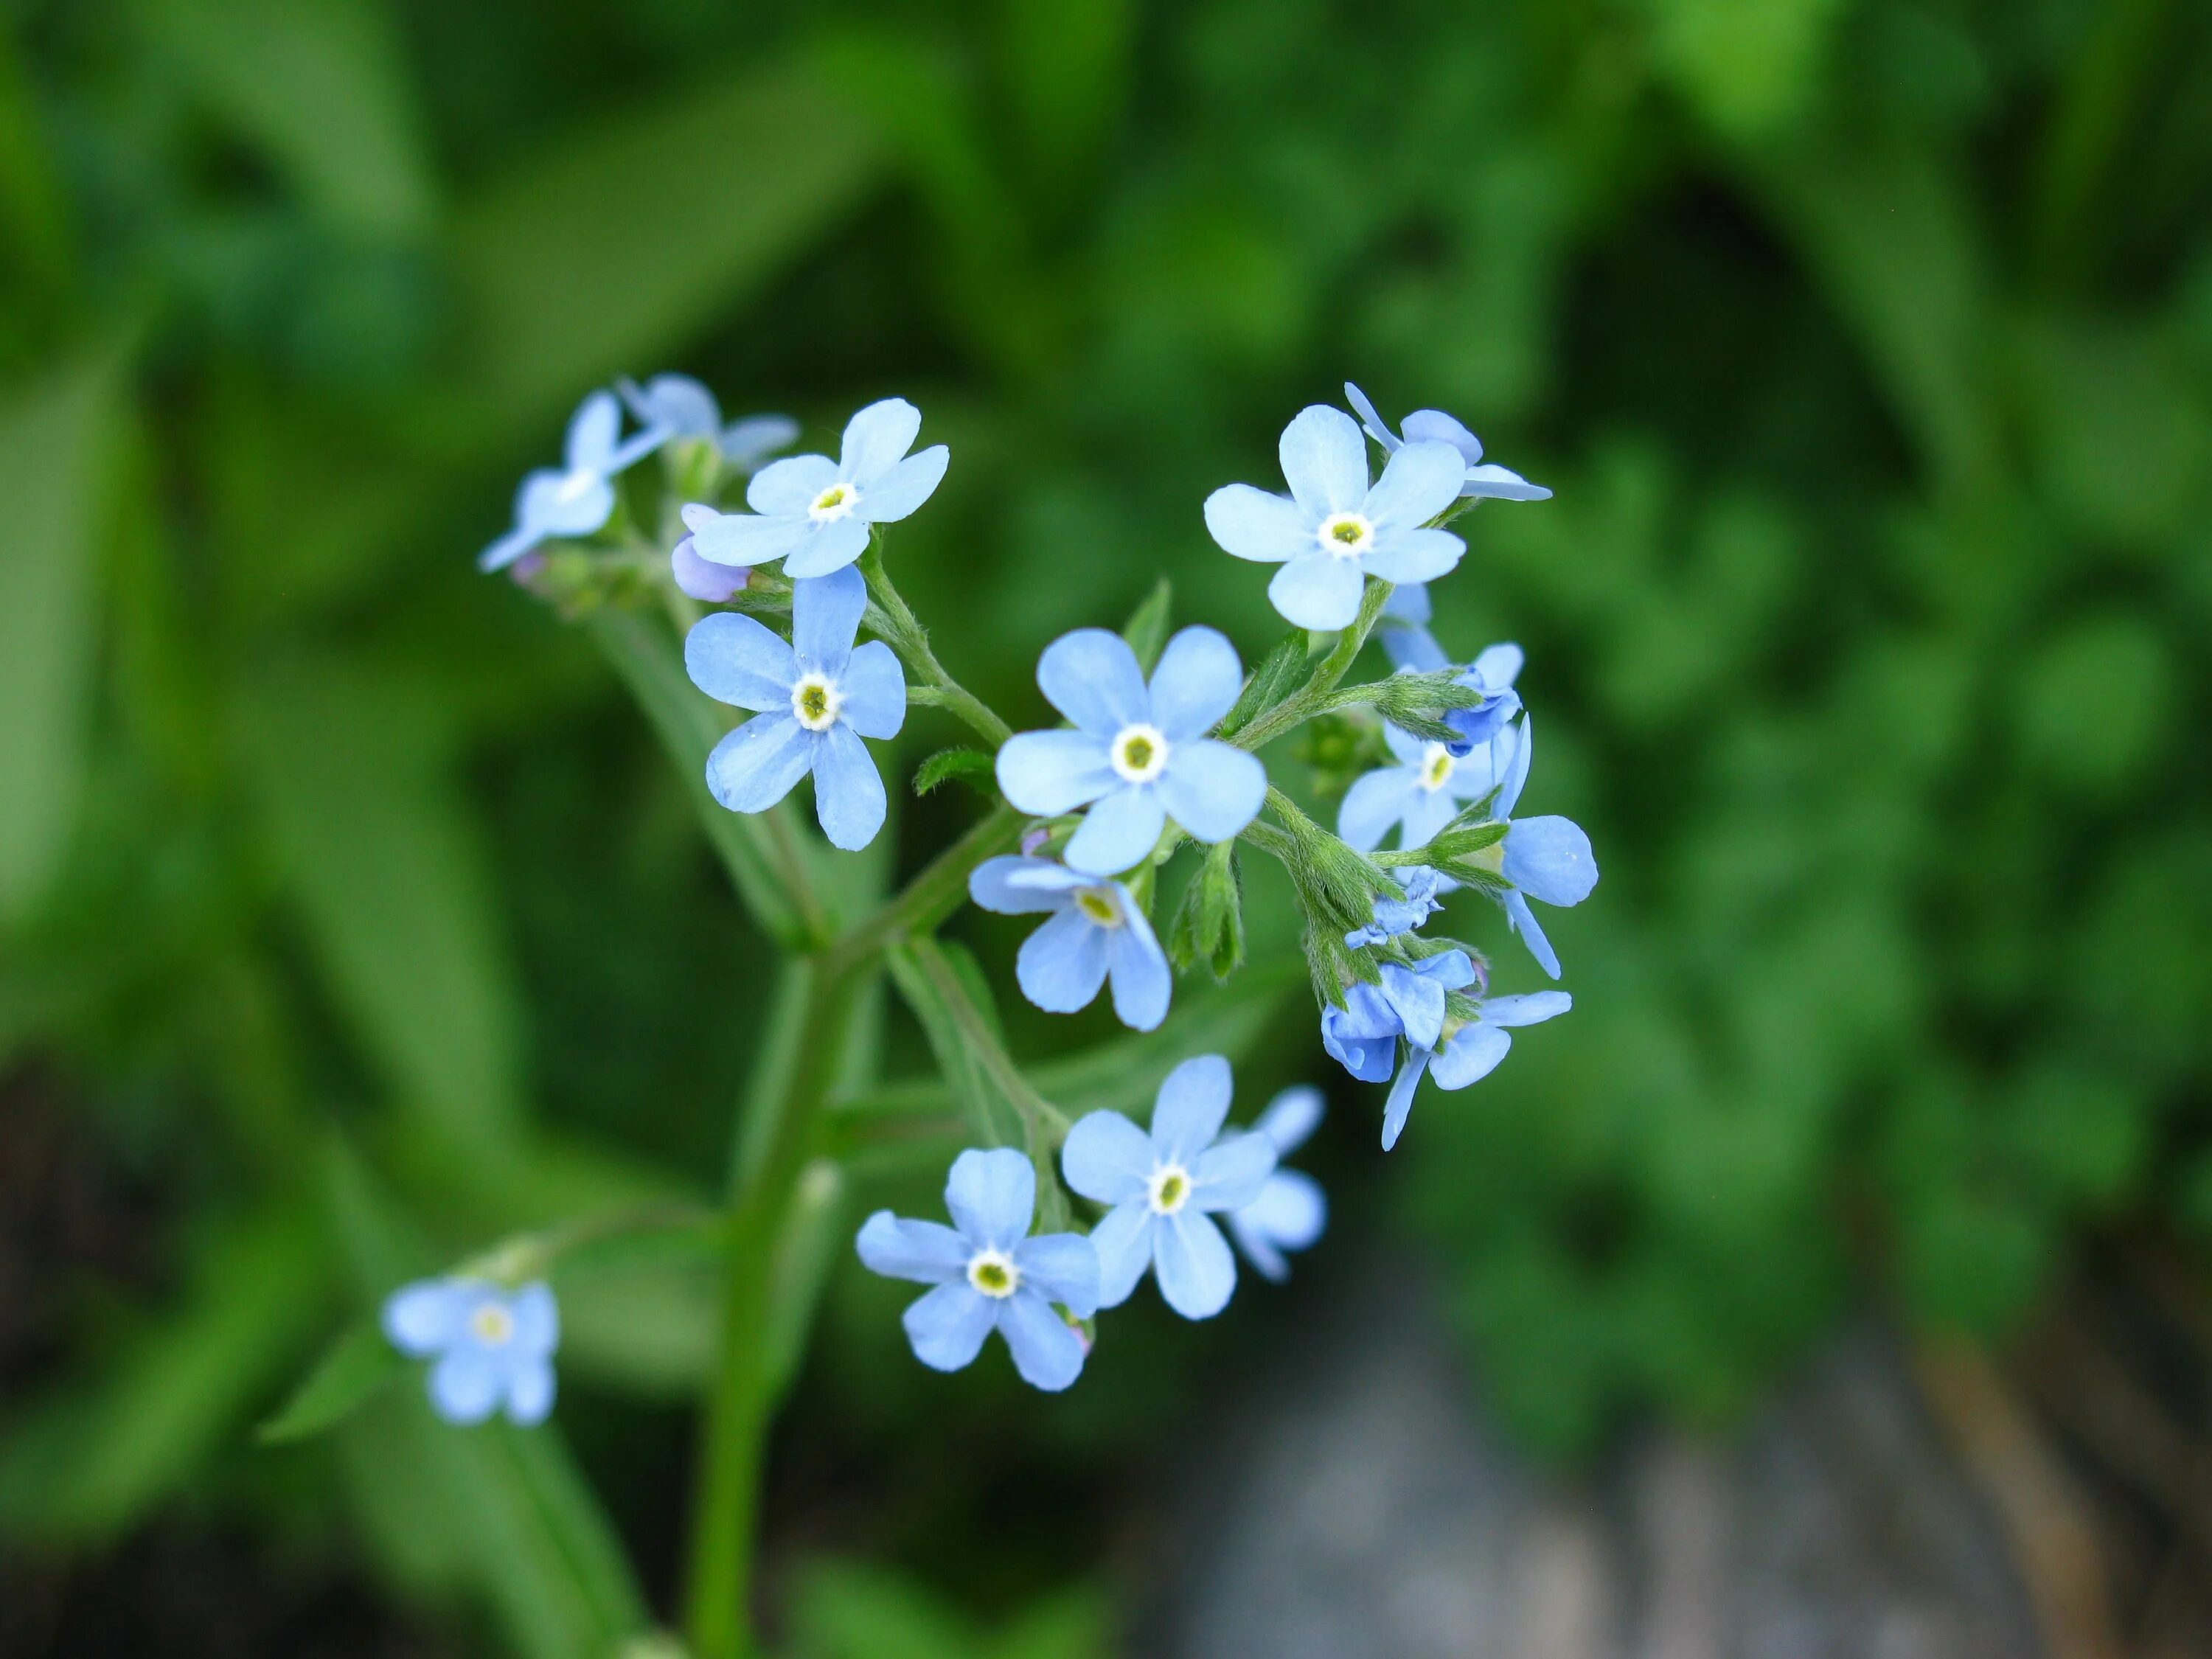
[1165,839,1246,981]
[912,746,998,797]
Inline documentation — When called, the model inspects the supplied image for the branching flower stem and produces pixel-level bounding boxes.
[1229,577,1396,752]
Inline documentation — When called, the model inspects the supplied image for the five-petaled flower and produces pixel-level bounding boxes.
[684,397,949,580]
[1337,719,1500,855]
[479,390,662,573]
[1343,382,1552,504]
[1463,715,1599,980]
[1060,1055,1276,1318]
[855,1147,1101,1391]
[1225,1087,1328,1282]
[995,627,1265,877]
[1203,406,1467,630]
[616,373,798,473]
[1437,643,1525,757]
[1345,864,1445,950]
[382,1277,560,1426]
[969,855,1172,1031]
[684,566,905,850]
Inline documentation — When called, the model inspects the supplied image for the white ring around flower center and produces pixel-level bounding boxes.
[470,1302,515,1346]
[967,1248,1020,1298]
[1110,723,1169,784]
[552,467,598,504]
[1073,886,1125,928]
[790,672,844,731]
[810,481,859,522]
[1318,511,1374,557]
[1147,1162,1192,1215]
[1417,742,1455,792]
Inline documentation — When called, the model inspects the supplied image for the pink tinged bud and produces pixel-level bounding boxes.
[1020,827,1051,857]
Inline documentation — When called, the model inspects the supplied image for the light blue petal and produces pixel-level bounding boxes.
[995,729,1116,815]
[854,445,947,522]
[747,453,840,516]
[780,513,871,579]
[619,373,718,437]
[840,397,921,481]
[996,1291,1088,1391]
[1012,1233,1100,1318]
[1411,949,1478,991]
[478,526,539,574]
[1481,991,1573,1029]
[1153,1211,1237,1319]
[855,1211,969,1284]
[970,855,1076,915]
[509,1284,559,1356]
[1472,643,1524,688]
[945,1146,1034,1251]
[1088,1202,1155,1307]
[563,390,622,470]
[1279,405,1368,518]
[1361,526,1464,585]
[1380,1046,1432,1151]
[1461,463,1551,501]
[1226,1211,1287,1281]
[1060,1111,1154,1206]
[383,1280,463,1357]
[838,640,906,740]
[1400,408,1484,464]
[1381,722,1427,766]
[1363,439,1467,530]
[504,1357,557,1425]
[1430,1023,1512,1091]
[1148,627,1244,740]
[1400,783,1459,849]
[720,414,800,471]
[1203,484,1312,563]
[902,1282,995,1371]
[1382,621,1450,672]
[1268,554,1364,630]
[523,470,613,538]
[672,537,748,601]
[1254,1085,1324,1155]
[1338,766,1419,852]
[1037,628,1150,735]
[691,509,815,568]
[1156,741,1265,843]
[1343,381,1400,451]
[1503,815,1598,908]
[1105,902,1171,1032]
[1189,1129,1275,1212]
[809,724,886,850]
[1016,905,1110,1013]
[1384,580,1431,624]
[685,613,796,710]
[791,568,864,675]
[1062,783,1166,876]
[1502,889,1562,979]
[1378,962,1447,1051]
[1151,1053,1233,1165]
[1496,711,1534,820]
[704,714,814,813]
[1321,988,1398,1082]
[1241,1169,1326,1253]
[428,1347,503,1424]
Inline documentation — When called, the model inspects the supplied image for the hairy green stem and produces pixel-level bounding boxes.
[910,939,1071,1141]
[858,537,1013,749]
[1231,577,1395,752]
[834,801,1023,968]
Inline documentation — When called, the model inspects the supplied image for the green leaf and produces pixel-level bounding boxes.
[913,745,997,797]
[257,1321,402,1444]
[765,1158,848,1397]
[0,352,121,922]
[1119,576,1172,673]
[885,940,1015,1147]
[1218,627,1310,737]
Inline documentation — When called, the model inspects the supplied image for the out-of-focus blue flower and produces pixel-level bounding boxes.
[969,856,1171,1031]
[1345,865,1444,949]
[616,374,797,472]
[684,397,948,580]
[1060,1055,1276,1318]
[480,390,660,572]
[1475,716,1599,979]
[383,1278,560,1425]
[1382,989,1572,1150]
[1226,1087,1327,1282]
[996,627,1265,877]
[1343,382,1553,503]
[1379,582,1448,672]
[855,1148,1099,1392]
[1439,643,1525,756]
[1336,721,1496,852]
[1203,407,1467,630]
[671,534,748,602]
[684,566,905,850]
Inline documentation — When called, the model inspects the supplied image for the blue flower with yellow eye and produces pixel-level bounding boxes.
[1225,1087,1327,1282]
[969,855,1171,1031]
[479,390,663,573]
[383,1278,560,1425]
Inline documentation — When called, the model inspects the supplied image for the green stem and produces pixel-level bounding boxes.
[1231,577,1394,752]
[858,535,1012,748]
[833,801,1023,967]
[910,940,1070,1141]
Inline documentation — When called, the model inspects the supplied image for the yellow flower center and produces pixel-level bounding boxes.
[810,481,857,522]
[1074,887,1124,928]
[1148,1164,1192,1215]
[1110,723,1169,784]
[470,1302,515,1346]
[1318,512,1374,557]
[791,672,842,731]
[1418,743,1455,792]
[967,1248,1020,1298]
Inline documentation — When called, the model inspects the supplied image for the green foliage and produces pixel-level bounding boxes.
[914,745,998,796]
[257,1321,403,1445]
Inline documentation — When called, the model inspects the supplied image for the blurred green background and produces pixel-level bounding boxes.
[3,0,2210,1652]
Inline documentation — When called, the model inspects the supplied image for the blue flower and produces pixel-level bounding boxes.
[382,1277,559,1426]
[995,627,1265,878]
[1343,382,1553,504]
[479,390,661,572]
[1060,1055,1276,1318]
[1378,582,1448,672]
[1225,1087,1327,1282]
[1381,988,1573,1150]
[855,1148,1100,1392]
[616,374,798,472]
[671,534,748,602]
[1470,715,1599,980]
[1203,406,1467,630]
[684,397,949,580]
[684,566,905,850]
[1344,864,1444,949]
[1439,643,1525,756]
[1336,720,1496,853]
[969,856,1171,1031]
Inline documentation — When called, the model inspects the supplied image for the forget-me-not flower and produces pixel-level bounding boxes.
[1203,406,1467,630]
[969,855,1171,1031]
[1439,643,1525,757]
[479,390,663,572]
[1225,1087,1327,1282]
[684,565,905,850]
[1379,582,1449,672]
[1344,864,1444,949]
[616,374,798,473]
[995,627,1265,878]
[856,1148,1100,1392]
[1060,1055,1276,1318]
[684,397,949,580]
[1337,720,1498,853]
[1466,714,1599,980]
[383,1277,559,1426]
[1343,382,1553,504]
